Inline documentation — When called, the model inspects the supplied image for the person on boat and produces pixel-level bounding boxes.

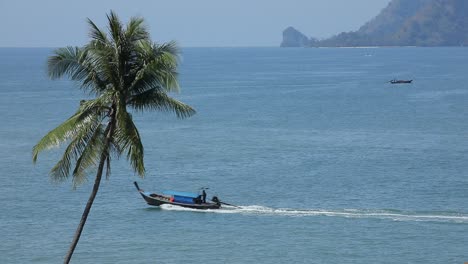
[202,190,207,203]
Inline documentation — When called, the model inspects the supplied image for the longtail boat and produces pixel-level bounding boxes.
[134,182,222,210]
[390,79,413,84]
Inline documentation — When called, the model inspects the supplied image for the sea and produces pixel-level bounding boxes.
[0,47,467,264]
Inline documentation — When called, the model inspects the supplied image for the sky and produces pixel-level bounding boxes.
[0,0,391,47]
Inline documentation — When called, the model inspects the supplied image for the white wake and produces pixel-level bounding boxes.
[159,204,468,224]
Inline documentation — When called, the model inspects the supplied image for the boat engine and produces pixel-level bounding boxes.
[211,196,220,205]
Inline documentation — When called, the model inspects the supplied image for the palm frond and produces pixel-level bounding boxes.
[156,40,180,59]
[106,11,124,47]
[79,93,113,114]
[128,88,195,118]
[48,113,102,183]
[85,44,120,93]
[48,47,84,80]
[33,97,108,161]
[147,55,179,93]
[87,18,109,46]
[127,41,180,95]
[71,124,106,187]
[125,16,149,43]
[33,113,81,163]
[48,46,109,95]
[114,104,145,176]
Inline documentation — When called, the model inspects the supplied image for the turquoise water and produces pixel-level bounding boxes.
[1,47,467,263]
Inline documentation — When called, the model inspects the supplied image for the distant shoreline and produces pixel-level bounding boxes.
[0,46,467,49]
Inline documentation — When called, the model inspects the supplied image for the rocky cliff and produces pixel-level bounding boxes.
[280,27,310,47]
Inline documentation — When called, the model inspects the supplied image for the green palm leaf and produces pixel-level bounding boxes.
[49,115,101,183]
[114,103,145,176]
[128,88,195,118]
[72,124,106,187]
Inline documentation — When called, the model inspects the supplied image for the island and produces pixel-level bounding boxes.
[281,0,468,47]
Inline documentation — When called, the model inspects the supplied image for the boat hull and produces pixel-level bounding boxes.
[390,80,412,84]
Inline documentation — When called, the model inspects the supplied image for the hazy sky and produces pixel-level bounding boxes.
[0,0,391,47]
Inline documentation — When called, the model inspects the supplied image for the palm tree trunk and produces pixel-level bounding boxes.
[64,111,116,264]
[63,155,106,264]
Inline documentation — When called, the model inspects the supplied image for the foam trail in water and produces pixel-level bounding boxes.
[159,204,468,224]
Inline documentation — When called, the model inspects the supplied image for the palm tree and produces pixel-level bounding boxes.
[32,11,195,264]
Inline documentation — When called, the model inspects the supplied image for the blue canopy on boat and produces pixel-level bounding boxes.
[162,190,199,198]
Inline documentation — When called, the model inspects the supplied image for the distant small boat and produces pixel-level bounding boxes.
[134,182,224,210]
[389,79,413,84]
